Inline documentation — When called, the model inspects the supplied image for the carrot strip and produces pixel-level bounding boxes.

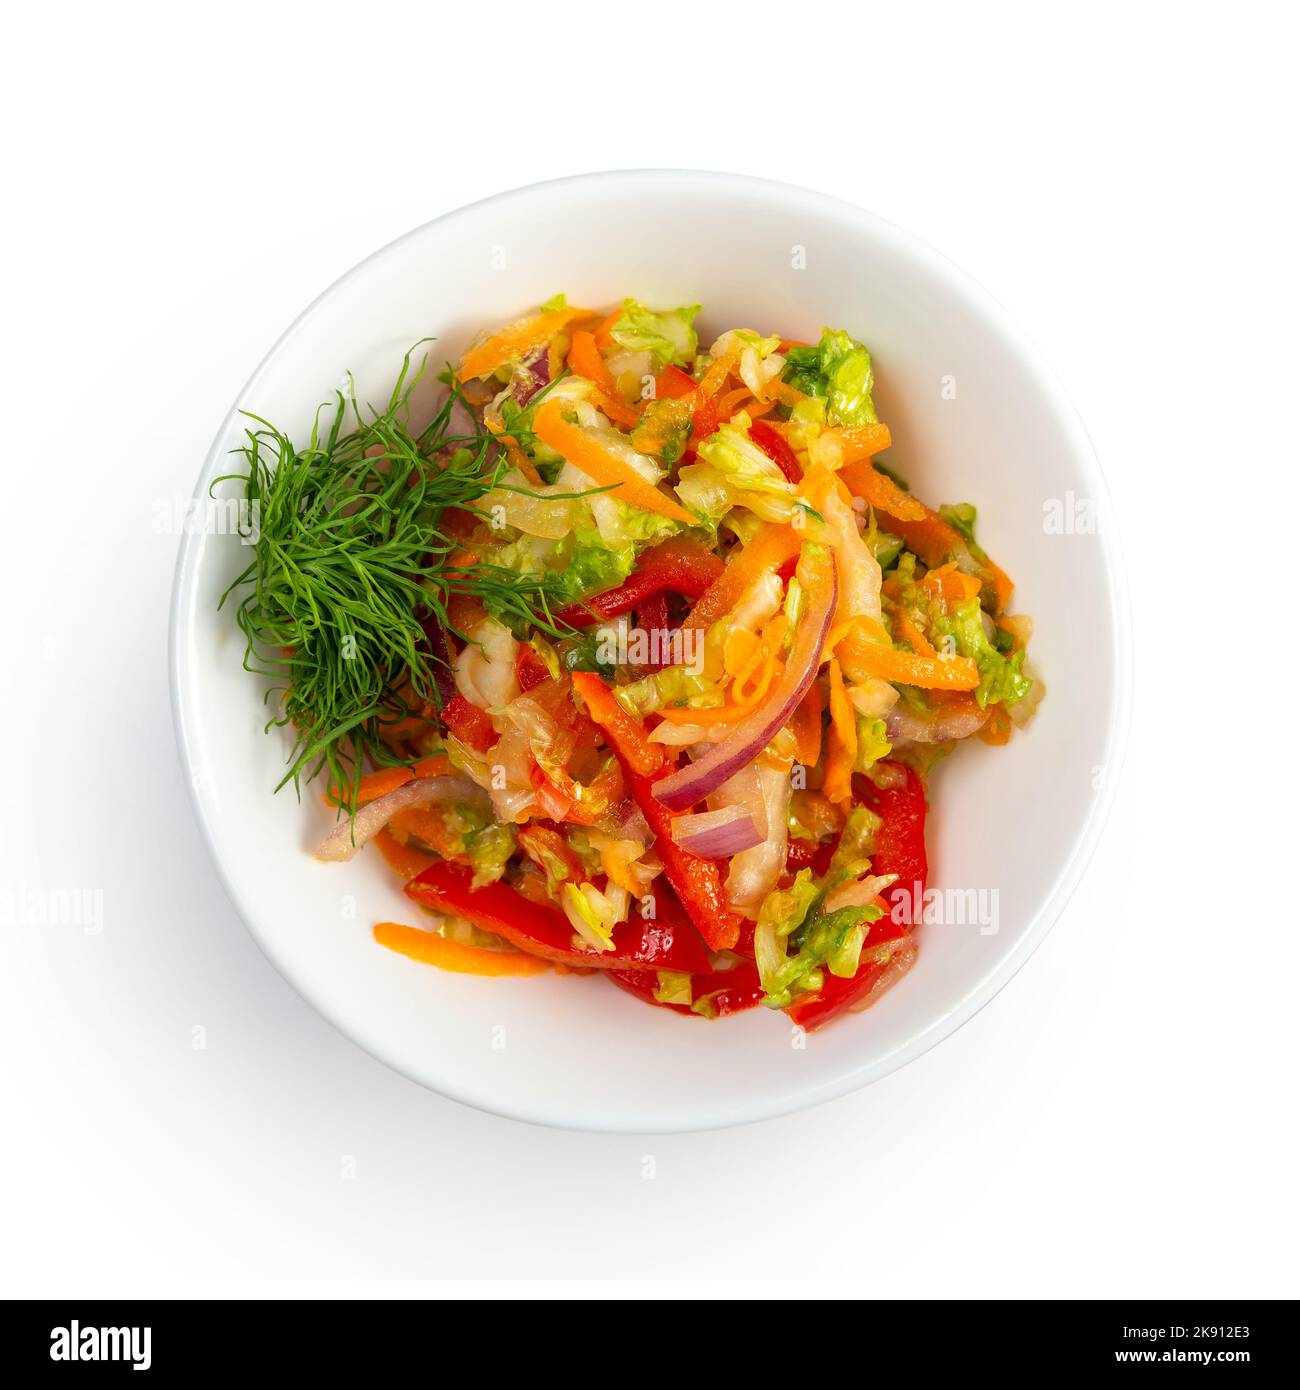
[326,766,413,806]
[532,399,694,524]
[570,672,664,777]
[822,662,856,808]
[922,561,981,610]
[371,830,438,882]
[594,310,620,351]
[792,682,823,767]
[826,423,893,464]
[373,922,548,977]
[893,610,936,657]
[412,753,454,779]
[837,636,980,691]
[459,307,586,382]
[566,330,641,427]
[683,522,802,630]
[388,807,467,861]
[732,648,778,707]
[826,658,857,750]
[839,459,927,522]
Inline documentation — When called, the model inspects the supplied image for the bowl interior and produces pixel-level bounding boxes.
[172,172,1124,1130]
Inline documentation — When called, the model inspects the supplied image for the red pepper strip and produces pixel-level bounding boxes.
[748,419,802,482]
[692,959,766,1017]
[581,694,743,951]
[785,762,928,1030]
[608,957,765,1017]
[406,862,712,973]
[634,591,673,668]
[555,537,724,629]
[570,672,663,777]
[632,764,743,951]
[607,969,698,1016]
[654,365,698,399]
[787,958,889,1031]
[440,694,496,753]
[516,644,550,693]
[858,762,929,925]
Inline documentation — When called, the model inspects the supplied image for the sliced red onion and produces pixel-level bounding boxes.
[514,345,551,405]
[314,775,487,862]
[669,806,763,859]
[885,699,988,747]
[610,798,652,846]
[652,546,837,811]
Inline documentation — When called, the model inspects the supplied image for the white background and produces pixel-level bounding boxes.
[3,1,1297,1297]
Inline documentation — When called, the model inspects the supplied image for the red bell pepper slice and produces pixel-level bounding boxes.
[654,365,698,400]
[858,762,929,925]
[570,672,663,777]
[440,694,497,753]
[406,861,712,973]
[555,538,724,629]
[785,762,928,1031]
[691,959,766,1017]
[606,968,697,1015]
[748,419,802,482]
[608,957,764,1018]
[578,689,745,952]
[515,644,550,693]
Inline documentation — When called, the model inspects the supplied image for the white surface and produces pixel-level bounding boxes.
[3,0,1297,1294]
[173,170,1126,1132]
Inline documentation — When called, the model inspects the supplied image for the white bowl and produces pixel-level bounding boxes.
[170,171,1129,1132]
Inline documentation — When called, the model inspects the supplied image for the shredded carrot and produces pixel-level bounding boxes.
[694,351,737,404]
[326,766,413,806]
[683,522,802,630]
[373,922,549,977]
[594,310,620,351]
[532,399,694,524]
[893,610,936,657]
[875,506,965,570]
[570,671,664,778]
[778,339,810,353]
[566,330,640,427]
[723,628,761,679]
[388,807,466,861]
[485,417,543,484]
[923,561,982,611]
[458,306,586,382]
[371,830,438,882]
[825,423,893,464]
[792,682,823,767]
[837,636,980,691]
[718,386,751,417]
[732,648,778,707]
[765,380,807,408]
[822,664,856,808]
[827,658,857,749]
[839,459,927,522]
[412,753,454,779]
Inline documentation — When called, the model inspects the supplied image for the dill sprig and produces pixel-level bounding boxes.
[215,347,592,809]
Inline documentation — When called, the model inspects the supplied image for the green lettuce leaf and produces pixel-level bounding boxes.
[933,597,1032,708]
[610,298,701,369]
[782,327,877,425]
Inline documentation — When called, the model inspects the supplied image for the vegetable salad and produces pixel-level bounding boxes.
[224,295,1039,1030]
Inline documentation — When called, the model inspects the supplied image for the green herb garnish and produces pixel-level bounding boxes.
[216,347,591,810]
